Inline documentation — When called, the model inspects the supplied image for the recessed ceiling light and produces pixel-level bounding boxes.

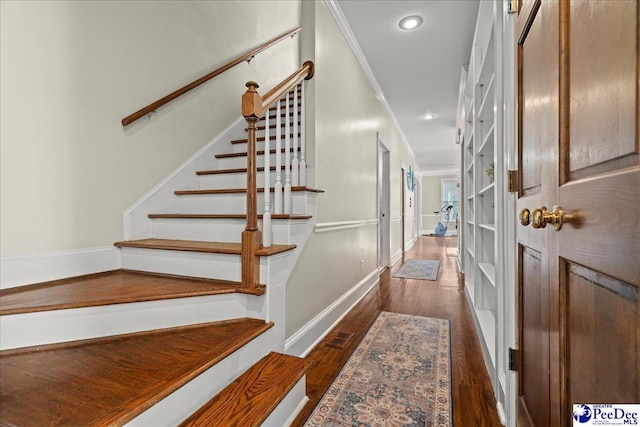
[421,113,436,120]
[399,15,423,30]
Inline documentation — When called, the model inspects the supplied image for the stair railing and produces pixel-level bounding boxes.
[121,27,301,127]
[241,61,314,289]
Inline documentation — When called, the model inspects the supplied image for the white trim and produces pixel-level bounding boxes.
[419,169,459,177]
[390,216,402,222]
[279,395,309,427]
[391,248,403,266]
[284,269,379,357]
[262,379,308,427]
[405,236,417,251]
[314,219,378,233]
[0,246,121,290]
[324,0,420,172]
[497,402,507,426]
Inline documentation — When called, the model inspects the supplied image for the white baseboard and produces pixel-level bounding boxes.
[284,269,379,357]
[405,236,417,251]
[391,249,403,266]
[497,402,507,426]
[0,247,121,290]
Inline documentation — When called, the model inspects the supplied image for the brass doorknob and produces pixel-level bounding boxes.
[531,206,564,231]
[519,208,531,226]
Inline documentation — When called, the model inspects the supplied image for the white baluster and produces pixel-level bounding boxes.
[291,85,299,186]
[284,91,292,214]
[263,106,272,247]
[299,82,307,187]
[274,99,283,214]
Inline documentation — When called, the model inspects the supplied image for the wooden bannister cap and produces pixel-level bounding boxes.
[242,81,263,119]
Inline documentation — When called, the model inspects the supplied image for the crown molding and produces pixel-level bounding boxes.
[324,0,419,172]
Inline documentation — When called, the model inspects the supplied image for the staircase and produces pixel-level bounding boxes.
[0,64,319,426]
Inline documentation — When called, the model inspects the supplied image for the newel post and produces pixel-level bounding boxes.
[241,81,264,289]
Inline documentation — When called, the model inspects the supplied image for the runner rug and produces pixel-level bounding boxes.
[304,311,452,427]
[393,259,441,281]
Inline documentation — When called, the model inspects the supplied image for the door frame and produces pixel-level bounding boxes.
[400,162,409,253]
[377,135,391,269]
[503,3,518,426]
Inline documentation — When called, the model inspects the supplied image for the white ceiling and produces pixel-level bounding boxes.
[333,0,479,173]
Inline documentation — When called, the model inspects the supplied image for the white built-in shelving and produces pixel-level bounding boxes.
[457,0,505,405]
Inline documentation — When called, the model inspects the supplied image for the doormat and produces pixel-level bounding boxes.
[393,259,441,281]
[304,311,452,426]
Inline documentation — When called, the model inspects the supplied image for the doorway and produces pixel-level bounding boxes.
[377,136,391,269]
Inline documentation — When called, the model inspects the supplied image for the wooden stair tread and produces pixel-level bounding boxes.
[179,351,312,427]
[148,213,312,220]
[215,147,300,159]
[267,102,301,112]
[256,122,300,131]
[114,238,296,256]
[174,186,324,195]
[196,166,284,175]
[0,318,273,427]
[259,112,299,121]
[231,133,300,144]
[0,270,253,316]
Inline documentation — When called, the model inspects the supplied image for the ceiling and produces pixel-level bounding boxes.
[333,0,479,174]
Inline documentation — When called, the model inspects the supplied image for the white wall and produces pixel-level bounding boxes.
[421,173,458,233]
[0,0,300,256]
[285,1,418,340]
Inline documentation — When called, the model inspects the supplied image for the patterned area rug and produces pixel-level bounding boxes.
[393,259,441,281]
[304,312,452,427]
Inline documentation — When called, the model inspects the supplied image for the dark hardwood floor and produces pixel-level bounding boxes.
[292,235,503,427]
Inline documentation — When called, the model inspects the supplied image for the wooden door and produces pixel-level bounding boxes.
[516,1,639,425]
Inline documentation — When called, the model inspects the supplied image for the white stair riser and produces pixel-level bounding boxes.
[231,138,302,154]
[120,248,256,281]
[177,192,310,215]
[151,218,308,245]
[176,193,266,214]
[198,170,280,189]
[216,152,295,170]
[261,376,308,427]
[0,293,253,351]
[128,330,277,427]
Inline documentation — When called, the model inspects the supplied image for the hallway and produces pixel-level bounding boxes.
[293,236,502,426]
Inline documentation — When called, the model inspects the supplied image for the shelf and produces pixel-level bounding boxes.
[477,182,495,196]
[478,123,495,154]
[478,223,495,232]
[466,160,474,174]
[466,220,475,226]
[476,308,496,366]
[477,74,495,122]
[466,247,475,259]
[476,28,495,86]
[467,194,475,201]
[478,262,496,287]
[466,133,474,151]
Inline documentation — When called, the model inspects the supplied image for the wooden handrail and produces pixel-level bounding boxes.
[239,61,314,290]
[261,61,314,112]
[121,27,302,126]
